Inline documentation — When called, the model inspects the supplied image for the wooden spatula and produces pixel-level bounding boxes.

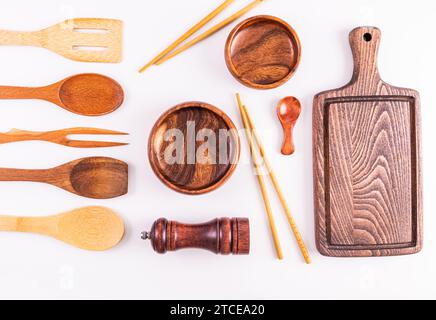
[0,206,125,251]
[0,18,123,63]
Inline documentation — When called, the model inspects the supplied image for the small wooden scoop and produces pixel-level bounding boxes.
[0,18,122,63]
[0,73,124,116]
[0,206,125,251]
[277,97,301,155]
[0,157,128,199]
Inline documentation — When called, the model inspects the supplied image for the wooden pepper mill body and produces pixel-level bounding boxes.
[143,218,250,255]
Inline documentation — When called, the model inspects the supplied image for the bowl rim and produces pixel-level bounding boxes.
[148,101,241,195]
[224,15,302,90]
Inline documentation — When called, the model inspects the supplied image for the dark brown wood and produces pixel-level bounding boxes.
[0,157,128,199]
[313,27,423,257]
[277,96,301,155]
[225,15,301,90]
[0,73,124,116]
[144,217,250,255]
[148,102,240,195]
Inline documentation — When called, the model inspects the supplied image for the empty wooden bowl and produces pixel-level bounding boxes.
[148,102,240,195]
[225,15,301,90]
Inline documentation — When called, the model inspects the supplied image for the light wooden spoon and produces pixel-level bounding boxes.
[0,73,124,116]
[0,206,125,251]
[0,157,128,199]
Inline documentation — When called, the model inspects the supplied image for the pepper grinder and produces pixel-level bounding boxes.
[142,217,250,255]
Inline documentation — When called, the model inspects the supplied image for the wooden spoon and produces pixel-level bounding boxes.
[0,73,124,116]
[0,157,128,199]
[0,206,125,251]
[277,97,301,155]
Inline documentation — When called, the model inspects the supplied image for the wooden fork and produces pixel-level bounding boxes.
[0,128,128,148]
[0,18,123,63]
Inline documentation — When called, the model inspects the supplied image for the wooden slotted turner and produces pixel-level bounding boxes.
[0,18,123,63]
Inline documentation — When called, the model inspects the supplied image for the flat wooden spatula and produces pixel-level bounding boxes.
[0,18,122,63]
[313,27,422,257]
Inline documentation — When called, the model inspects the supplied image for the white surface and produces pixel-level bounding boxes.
[0,0,434,300]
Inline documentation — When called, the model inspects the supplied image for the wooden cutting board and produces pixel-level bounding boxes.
[313,27,422,257]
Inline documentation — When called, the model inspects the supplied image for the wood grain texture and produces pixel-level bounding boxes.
[225,15,301,89]
[155,0,264,65]
[0,73,124,116]
[277,96,301,155]
[313,27,422,257]
[148,102,240,195]
[0,18,122,63]
[0,206,124,251]
[145,217,250,255]
[0,157,128,199]
[0,127,128,148]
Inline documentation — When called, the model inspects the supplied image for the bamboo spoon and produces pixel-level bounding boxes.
[0,127,128,148]
[237,94,311,264]
[156,0,264,65]
[0,157,128,199]
[139,0,235,73]
[0,73,124,116]
[277,97,301,155]
[0,206,125,251]
[236,93,283,260]
[0,18,123,63]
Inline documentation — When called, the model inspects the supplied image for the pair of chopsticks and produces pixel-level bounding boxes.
[138,0,265,73]
[236,93,311,264]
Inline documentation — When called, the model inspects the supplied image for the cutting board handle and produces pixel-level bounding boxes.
[349,27,381,84]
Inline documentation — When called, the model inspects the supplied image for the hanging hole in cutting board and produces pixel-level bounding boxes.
[363,33,372,42]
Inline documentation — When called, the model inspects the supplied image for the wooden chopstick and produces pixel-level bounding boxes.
[240,101,311,264]
[156,0,264,65]
[138,0,236,73]
[236,93,283,260]
[244,106,311,263]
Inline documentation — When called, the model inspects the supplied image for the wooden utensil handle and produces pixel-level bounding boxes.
[281,125,295,155]
[0,215,55,235]
[145,218,250,255]
[0,86,45,100]
[0,30,41,46]
[0,129,47,144]
[0,168,51,182]
[349,27,381,83]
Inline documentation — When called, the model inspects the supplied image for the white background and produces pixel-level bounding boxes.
[0,0,434,300]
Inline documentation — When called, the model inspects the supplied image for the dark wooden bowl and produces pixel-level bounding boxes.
[225,15,301,90]
[148,102,240,195]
